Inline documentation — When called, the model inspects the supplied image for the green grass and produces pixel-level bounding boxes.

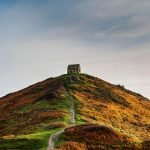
[16,100,53,114]
[16,104,33,113]
[72,94,86,125]
[0,138,43,149]
[54,133,64,148]
[54,93,86,149]
[57,94,71,110]
[25,93,71,112]
[1,80,84,149]
[1,93,72,149]
[0,128,62,150]
[76,114,87,125]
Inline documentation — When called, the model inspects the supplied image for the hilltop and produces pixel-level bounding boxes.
[0,73,150,149]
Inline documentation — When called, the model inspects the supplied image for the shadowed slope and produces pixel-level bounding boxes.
[0,77,68,136]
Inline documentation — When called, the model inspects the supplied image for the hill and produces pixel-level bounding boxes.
[0,73,150,149]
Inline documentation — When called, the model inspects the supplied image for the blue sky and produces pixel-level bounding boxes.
[0,0,150,98]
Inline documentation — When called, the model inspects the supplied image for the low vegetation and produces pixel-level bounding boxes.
[0,73,150,149]
[62,124,141,149]
[0,129,61,150]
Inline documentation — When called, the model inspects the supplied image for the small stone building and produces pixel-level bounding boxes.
[67,64,81,74]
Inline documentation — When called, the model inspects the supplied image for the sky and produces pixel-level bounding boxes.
[0,0,150,99]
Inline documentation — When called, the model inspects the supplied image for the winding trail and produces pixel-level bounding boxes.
[47,94,75,150]
[48,129,64,150]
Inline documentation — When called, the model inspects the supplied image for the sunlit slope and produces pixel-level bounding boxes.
[70,74,150,141]
[0,73,150,149]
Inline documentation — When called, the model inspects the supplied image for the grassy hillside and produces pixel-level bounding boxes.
[0,73,150,149]
[61,123,150,149]
[0,76,71,149]
[70,74,150,141]
[62,124,139,149]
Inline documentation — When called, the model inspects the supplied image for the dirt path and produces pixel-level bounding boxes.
[47,129,64,150]
[47,94,75,150]
[69,96,76,125]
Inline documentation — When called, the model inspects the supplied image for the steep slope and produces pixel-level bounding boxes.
[0,73,150,149]
[70,74,150,140]
[0,77,67,135]
[0,76,71,149]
